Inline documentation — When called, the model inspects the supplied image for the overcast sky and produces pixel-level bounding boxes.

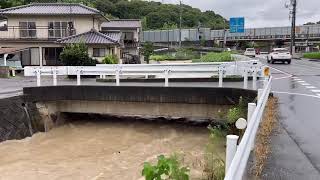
[151,0,320,28]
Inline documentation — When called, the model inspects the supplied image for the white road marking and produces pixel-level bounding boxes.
[267,66,293,80]
[317,94,320,97]
[311,90,320,93]
[301,83,311,86]
[272,91,320,99]
[306,86,316,89]
[297,81,306,83]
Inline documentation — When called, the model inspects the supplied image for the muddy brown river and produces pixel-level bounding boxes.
[0,118,211,180]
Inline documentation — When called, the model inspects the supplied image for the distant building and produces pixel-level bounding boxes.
[0,3,141,66]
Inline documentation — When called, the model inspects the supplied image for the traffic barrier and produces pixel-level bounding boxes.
[225,76,272,180]
[24,61,267,88]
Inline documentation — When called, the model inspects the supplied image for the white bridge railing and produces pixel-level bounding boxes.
[24,60,269,88]
[224,76,272,180]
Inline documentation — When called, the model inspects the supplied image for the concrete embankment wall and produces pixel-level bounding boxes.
[0,96,43,142]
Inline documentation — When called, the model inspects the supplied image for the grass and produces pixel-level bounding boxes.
[252,97,278,176]
[150,48,200,61]
[193,52,234,63]
[203,125,227,180]
[303,52,320,59]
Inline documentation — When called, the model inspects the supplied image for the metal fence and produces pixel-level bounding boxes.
[24,60,268,88]
[224,76,272,180]
[142,24,320,42]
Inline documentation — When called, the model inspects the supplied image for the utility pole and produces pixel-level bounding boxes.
[179,0,182,48]
[289,0,297,55]
[223,19,227,48]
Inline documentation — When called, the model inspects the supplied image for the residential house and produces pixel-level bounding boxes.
[101,19,141,63]
[0,3,122,66]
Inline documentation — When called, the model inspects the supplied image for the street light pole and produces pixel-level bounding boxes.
[290,0,297,55]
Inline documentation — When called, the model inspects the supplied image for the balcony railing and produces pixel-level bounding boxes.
[123,40,140,48]
[0,26,76,40]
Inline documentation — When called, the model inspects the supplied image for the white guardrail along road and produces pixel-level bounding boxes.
[24,60,270,88]
[225,76,272,180]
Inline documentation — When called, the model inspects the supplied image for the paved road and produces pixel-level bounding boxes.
[257,55,320,180]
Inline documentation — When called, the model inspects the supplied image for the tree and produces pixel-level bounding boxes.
[141,42,154,64]
[59,42,95,66]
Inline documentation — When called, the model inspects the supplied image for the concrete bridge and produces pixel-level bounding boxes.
[22,86,257,130]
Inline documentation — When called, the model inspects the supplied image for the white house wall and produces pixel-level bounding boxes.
[1,15,101,39]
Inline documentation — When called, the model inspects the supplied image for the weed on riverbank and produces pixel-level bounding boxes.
[252,97,278,176]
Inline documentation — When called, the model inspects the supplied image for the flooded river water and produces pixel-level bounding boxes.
[0,118,210,180]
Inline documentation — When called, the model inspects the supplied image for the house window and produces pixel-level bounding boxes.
[93,48,106,57]
[0,19,8,31]
[43,47,63,65]
[48,21,74,38]
[19,22,36,38]
[123,32,134,40]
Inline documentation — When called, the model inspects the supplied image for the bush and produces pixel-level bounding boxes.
[150,55,169,61]
[227,97,247,124]
[150,49,200,61]
[303,52,320,59]
[103,54,118,64]
[60,43,95,66]
[142,154,189,180]
[195,52,234,62]
[204,125,226,180]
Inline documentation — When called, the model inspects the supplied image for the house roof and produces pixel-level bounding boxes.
[101,19,142,29]
[57,29,121,45]
[0,3,107,20]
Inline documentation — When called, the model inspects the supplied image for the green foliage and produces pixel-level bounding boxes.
[1,0,228,30]
[204,125,226,180]
[150,55,170,61]
[59,42,95,66]
[161,22,178,30]
[141,42,155,64]
[303,52,320,59]
[103,54,118,64]
[227,97,247,124]
[142,154,190,180]
[195,52,234,62]
[150,49,200,61]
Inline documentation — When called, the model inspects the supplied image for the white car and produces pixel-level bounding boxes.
[267,48,292,64]
[244,48,256,57]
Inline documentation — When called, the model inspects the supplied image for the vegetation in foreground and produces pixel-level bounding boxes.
[303,52,320,60]
[193,52,234,63]
[142,154,189,180]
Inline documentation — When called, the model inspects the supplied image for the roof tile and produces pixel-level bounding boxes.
[0,3,100,15]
